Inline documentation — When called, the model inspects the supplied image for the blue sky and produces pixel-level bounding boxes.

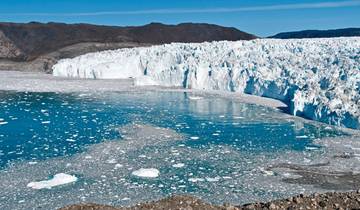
[0,0,359,36]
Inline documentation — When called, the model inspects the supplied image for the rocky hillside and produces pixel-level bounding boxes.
[270,27,360,39]
[0,22,256,72]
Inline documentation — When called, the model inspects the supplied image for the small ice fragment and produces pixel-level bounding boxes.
[205,177,220,182]
[66,139,76,142]
[114,164,123,169]
[259,167,275,176]
[234,116,244,119]
[190,136,200,140]
[222,176,232,179]
[212,133,220,136]
[295,135,308,139]
[27,173,77,189]
[106,159,117,164]
[0,121,8,125]
[28,161,37,165]
[188,96,203,100]
[188,178,204,182]
[41,121,50,124]
[305,146,318,151]
[172,163,185,168]
[132,168,159,178]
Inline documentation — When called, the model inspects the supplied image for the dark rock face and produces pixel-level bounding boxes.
[0,22,256,62]
[270,28,360,39]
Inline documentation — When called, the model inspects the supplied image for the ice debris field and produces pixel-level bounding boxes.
[53,38,360,129]
[1,91,357,210]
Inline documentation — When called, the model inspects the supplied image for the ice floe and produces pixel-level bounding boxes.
[27,173,78,189]
[131,168,160,178]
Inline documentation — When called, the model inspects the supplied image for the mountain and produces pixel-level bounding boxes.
[270,28,360,39]
[0,22,256,72]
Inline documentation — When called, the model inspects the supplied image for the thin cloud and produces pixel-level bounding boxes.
[3,0,360,16]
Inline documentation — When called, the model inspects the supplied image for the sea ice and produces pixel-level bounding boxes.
[131,168,160,178]
[27,173,78,189]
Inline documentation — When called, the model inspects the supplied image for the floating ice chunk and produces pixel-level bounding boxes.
[114,164,123,169]
[305,146,319,151]
[27,173,78,189]
[205,177,220,182]
[190,136,200,140]
[188,96,203,100]
[0,121,8,125]
[41,121,50,124]
[106,159,117,164]
[188,178,205,182]
[295,135,308,139]
[259,167,275,176]
[234,116,244,119]
[132,168,159,178]
[172,163,185,168]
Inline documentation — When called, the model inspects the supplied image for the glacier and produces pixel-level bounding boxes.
[52,38,360,129]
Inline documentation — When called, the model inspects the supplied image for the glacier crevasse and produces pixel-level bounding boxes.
[53,38,360,129]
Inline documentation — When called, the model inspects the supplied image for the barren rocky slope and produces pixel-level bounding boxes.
[0,22,256,72]
[60,192,360,210]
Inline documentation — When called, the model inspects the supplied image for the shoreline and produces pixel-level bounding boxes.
[0,70,285,109]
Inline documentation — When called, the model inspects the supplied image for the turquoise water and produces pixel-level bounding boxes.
[0,91,348,209]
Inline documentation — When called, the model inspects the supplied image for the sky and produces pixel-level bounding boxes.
[0,0,359,37]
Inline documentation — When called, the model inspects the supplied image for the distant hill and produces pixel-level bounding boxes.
[270,28,360,39]
[0,22,256,71]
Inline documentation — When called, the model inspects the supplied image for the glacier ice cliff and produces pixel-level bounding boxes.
[53,38,360,129]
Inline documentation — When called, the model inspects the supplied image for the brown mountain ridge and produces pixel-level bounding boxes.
[0,22,257,72]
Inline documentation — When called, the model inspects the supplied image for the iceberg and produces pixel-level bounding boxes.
[53,38,360,129]
[27,173,78,189]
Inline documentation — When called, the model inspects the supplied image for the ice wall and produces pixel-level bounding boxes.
[53,38,360,129]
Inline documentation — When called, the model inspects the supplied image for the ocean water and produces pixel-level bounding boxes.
[0,91,349,209]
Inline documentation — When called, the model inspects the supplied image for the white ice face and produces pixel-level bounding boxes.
[53,38,360,129]
[27,173,78,189]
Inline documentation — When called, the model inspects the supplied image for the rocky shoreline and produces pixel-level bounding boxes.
[60,191,360,210]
